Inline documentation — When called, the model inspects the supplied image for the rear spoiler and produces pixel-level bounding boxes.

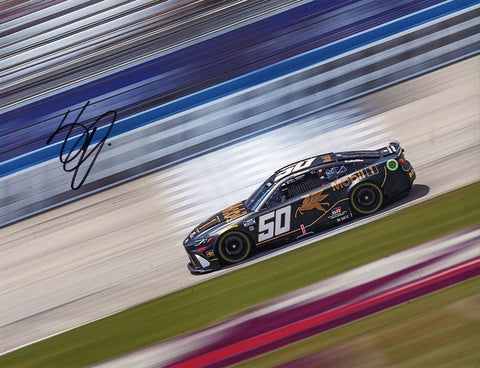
[336,141,402,160]
[379,140,402,157]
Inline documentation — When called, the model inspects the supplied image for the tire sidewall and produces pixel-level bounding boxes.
[350,182,383,215]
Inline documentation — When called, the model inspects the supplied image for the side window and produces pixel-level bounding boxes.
[262,187,286,210]
[286,171,326,198]
[262,170,329,210]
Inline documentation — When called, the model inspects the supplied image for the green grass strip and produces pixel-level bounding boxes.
[235,276,480,368]
[1,182,479,368]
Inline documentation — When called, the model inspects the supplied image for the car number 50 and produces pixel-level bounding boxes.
[258,205,291,242]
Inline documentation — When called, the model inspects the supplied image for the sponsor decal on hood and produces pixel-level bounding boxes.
[194,201,248,234]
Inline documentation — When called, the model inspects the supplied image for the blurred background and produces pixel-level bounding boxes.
[1,0,478,227]
[0,0,479,366]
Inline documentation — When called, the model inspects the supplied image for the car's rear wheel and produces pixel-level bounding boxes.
[217,231,252,264]
[350,182,383,215]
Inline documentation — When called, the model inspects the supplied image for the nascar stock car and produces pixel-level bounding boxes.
[183,141,416,274]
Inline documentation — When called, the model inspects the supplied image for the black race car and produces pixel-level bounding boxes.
[184,141,415,274]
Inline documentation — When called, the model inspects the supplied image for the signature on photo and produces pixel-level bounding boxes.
[46,101,116,190]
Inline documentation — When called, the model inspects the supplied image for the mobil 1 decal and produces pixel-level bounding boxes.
[330,165,379,191]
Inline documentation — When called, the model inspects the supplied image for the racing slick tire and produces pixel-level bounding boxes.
[350,182,383,215]
[217,231,252,264]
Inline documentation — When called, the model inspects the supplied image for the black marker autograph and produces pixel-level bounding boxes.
[46,101,116,190]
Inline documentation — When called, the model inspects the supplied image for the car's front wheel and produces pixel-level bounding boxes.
[350,182,383,215]
[217,231,252,264]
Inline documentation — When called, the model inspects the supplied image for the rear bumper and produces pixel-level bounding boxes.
[408,166,416,182]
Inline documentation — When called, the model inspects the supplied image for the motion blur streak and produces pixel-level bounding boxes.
[0,0,479,359]
[0,56,478,354]
[1,0,478,227]
[92,229,480,367]
[1,0,307,109]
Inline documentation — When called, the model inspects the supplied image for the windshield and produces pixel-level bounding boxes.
[245,178,275,211]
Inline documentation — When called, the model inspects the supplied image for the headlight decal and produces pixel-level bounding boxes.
[195,255,211,268]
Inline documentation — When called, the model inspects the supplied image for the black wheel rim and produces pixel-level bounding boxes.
[224,235,244,257]
[356,187,376,208]
[352,184,382,214]
[219,233,251,263]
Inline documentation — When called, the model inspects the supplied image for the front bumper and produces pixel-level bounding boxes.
[187,252,221,275]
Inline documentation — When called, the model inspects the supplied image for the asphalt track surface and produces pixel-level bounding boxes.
[1,56,479,356]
